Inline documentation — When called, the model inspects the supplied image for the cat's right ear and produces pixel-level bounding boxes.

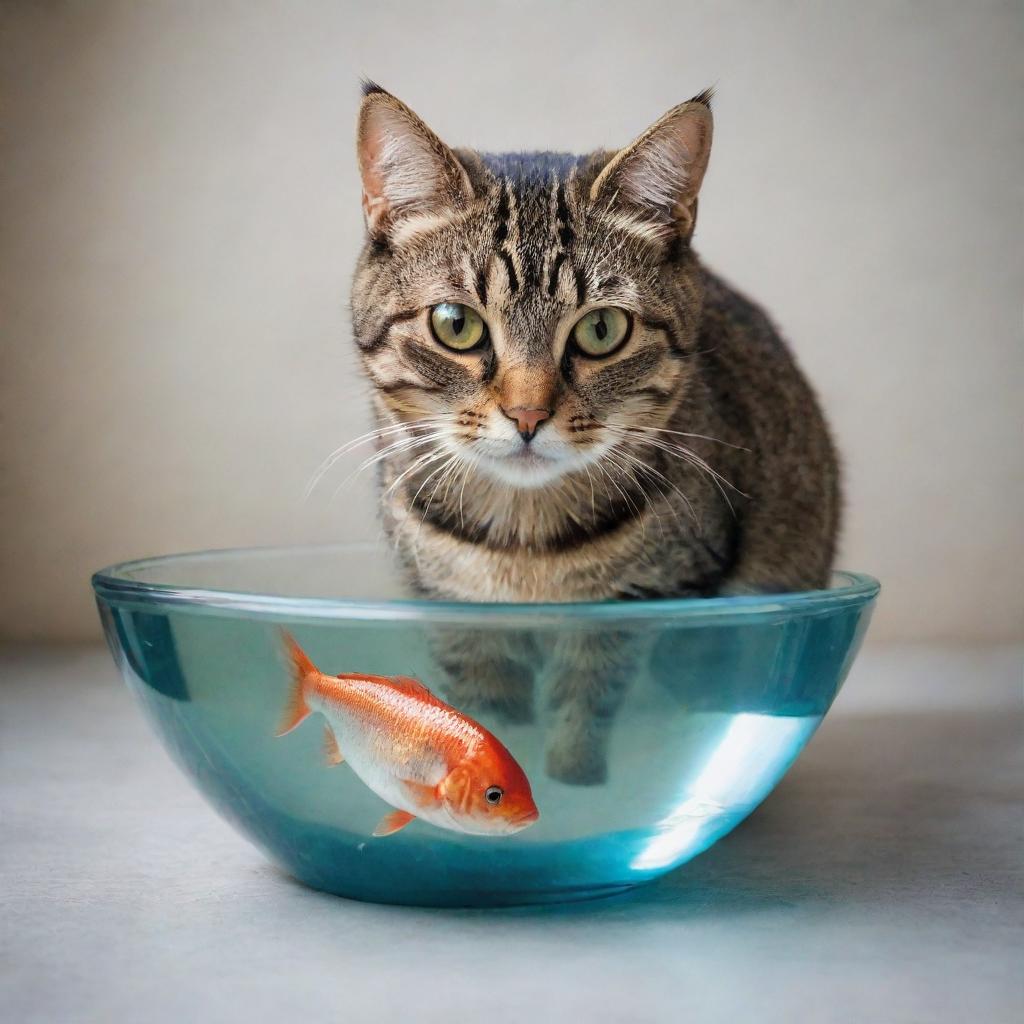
[357,83,473,240]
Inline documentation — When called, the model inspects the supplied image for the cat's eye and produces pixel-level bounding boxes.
[429,303,487,351]
[571,307,632,358]
[484,786,503,805]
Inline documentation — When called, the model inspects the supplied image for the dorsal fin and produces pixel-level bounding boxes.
[331,671,445,709]
[391,675,451,709]
[390,675,434,698]
[334,671,440,701]
[335,671,396,686]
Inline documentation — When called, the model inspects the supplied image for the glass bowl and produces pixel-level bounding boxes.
[92,543,878,907]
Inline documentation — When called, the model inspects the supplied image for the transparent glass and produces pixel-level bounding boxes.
[92,543,879,907]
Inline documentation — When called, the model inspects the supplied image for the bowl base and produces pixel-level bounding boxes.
[289,872,640,909]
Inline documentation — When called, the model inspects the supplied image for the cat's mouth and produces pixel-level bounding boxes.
[471,443,571,488]
[507,446,551,464]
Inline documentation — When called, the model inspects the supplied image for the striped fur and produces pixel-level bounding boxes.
[349,86,840,784]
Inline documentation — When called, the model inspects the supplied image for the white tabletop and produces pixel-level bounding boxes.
[2,643,1021,1023]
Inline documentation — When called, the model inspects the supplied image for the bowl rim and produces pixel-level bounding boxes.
[92,542,880,625]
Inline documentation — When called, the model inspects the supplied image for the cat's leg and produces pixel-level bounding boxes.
[544,629,647,785]
[431,627,540,724]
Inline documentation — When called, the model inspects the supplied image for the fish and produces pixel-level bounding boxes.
[275,632,539,838]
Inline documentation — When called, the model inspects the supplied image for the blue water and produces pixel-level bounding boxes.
[98,589,874,906]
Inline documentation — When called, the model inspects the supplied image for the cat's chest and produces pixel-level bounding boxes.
[384,481,727,601]
[391,514,649,602]
[425,540,619,601]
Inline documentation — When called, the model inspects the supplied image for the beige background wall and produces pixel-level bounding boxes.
[2,0,1021,643]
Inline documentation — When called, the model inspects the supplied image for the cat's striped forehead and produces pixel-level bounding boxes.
[470,165,592,309]
[432,150,661,310]
[477,151,588,183]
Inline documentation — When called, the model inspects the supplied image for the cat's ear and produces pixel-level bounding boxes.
[590,90,713,241]
[357,82,474,239]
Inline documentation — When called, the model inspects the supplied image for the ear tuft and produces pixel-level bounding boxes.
[360,78,387,98]
[689,86,714,110]
[590,96,714,241]
[357,90,473,239]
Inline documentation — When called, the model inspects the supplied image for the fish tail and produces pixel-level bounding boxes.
[276,630,317,736]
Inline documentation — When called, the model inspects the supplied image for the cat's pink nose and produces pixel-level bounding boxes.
[502,406,552,442]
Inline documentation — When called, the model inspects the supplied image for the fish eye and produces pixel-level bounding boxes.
[571,307,631,358]
[429,302,488,351]
[484,785,504,805]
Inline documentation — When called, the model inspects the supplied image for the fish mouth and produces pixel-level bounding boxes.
[508,808,540,832]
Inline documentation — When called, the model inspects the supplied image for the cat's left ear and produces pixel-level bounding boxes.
[591,91,713,241]
[357,82,474,239]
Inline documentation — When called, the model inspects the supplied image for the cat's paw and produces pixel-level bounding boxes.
[545,733,608,786]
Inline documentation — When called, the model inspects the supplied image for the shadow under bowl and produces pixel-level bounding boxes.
[92,542,879,908]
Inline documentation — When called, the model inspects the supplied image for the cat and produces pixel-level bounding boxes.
[348,82,840,785]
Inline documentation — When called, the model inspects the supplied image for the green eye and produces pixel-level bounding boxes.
[429,303,487,351]
[572,307,631,358]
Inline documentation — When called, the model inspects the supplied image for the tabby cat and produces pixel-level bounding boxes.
[348,83,840,784]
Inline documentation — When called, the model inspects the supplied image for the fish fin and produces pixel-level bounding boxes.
[372,809,415,837]
[390,675,437,700]
[323,725,344,766]
[334,671,442,705]
[402,779,438,808]
[335,671,394,685]
[276,630,317,736]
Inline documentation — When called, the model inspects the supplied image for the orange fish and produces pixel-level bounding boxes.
[276,633,539,838]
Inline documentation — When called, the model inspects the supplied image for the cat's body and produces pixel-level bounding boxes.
[349,86,840,783]
[377,262,838,603]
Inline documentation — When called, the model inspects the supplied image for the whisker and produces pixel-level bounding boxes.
[602,426,747,519]
[625,423,751,453]
[611,444,696,529]
[408,453,463,570]
[456,453,479,530]
[380,445,453,503]
[328,431,448,501]
[610,448,670,539]
[593,460,628,518]
[438,461,460,507]
[409,451,460,512]
[603,426,748,499]
[304,415,450,499]
[582,464,597,521]
[597,451,647,536]
[307,416,444,487]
